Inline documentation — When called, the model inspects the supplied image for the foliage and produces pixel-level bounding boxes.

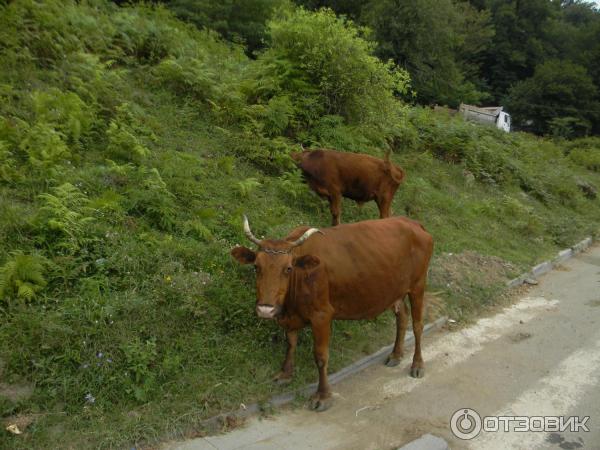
[165,0,290,53]
[236,177,262,198]
[32,88,93,146]
[36,183,96,253]
[566,137,600,172]
[244,8,410,141]
[363,0,493,106]
[127,168,177,230]
[19,123,71,172]
[506,60,600,136]
[297,0,600,135]
[0,252,47,303]
[106,104,151,163]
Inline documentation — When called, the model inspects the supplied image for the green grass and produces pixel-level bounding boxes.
[1,1,600,449]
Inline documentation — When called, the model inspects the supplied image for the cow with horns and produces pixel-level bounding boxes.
[231,215,433,411]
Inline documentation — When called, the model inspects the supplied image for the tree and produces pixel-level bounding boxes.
[478,0,560,102]
[363,0,493,107]
[292,0,365,20]
[164,0,290,53]
[505,60,600,136]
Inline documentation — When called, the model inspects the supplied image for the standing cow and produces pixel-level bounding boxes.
[291,148,406,226]
[231,215,433,411]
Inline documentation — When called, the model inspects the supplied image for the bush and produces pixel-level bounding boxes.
[244,8,410,141]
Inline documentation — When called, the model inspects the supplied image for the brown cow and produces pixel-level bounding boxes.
[231,215,433,411]
[291,149,406,226]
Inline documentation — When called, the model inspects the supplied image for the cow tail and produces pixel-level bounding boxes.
[383,149,405,184]
[393,165,406,184]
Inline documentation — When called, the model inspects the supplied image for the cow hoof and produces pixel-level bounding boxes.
[309,394,332,412]
[385,355,401,367]
[410,366,425,378]
[273,372,293,385]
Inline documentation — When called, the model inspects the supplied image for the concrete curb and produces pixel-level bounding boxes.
[398,433,449,450]
[506,235,594,288]
[199,316,448,432]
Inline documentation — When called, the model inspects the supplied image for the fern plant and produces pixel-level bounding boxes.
[106,103,152,164]
[277,170,305,200]
[236,177,261,198]
[37,183,95,253]
[127,167,176,230]
[0,140,21,183]
[32,88,93,146]
[0,252,47,302]
[19,122,71,171]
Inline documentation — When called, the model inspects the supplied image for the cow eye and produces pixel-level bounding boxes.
[254,265,261,274]
[285,266,292,274]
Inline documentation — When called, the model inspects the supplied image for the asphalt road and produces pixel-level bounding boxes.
[165,245,600,450]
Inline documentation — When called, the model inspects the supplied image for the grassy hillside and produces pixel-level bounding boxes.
[1,1,599,448]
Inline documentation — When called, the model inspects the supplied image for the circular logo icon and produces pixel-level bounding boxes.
[450,408,482,440]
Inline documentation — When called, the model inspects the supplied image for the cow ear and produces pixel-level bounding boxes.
[231,246,256,264]
[294,255,320,270]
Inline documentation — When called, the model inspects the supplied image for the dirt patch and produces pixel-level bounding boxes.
[0,383,34,403]
[0,357,34,404]
[509,331,532,343]
[429,251,517,293]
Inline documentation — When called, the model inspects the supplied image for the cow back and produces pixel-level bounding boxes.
[289,217,433,320]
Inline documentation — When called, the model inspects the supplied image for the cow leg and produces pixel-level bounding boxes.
[408,284,426,378]
[328,193,342,226]
[273,329,298,385]
[385,297,409,367]
[376,195,393,219]
[310,319,333,411]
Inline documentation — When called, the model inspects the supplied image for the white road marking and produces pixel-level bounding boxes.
[469,333,600,449]
[382,297,559,397]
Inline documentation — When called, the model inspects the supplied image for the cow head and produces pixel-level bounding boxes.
[231,216,322,319]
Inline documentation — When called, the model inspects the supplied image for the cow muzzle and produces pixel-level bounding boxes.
[256,304,281,319]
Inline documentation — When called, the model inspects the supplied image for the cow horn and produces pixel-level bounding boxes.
[243,215,262,246]
[290,228,323,248]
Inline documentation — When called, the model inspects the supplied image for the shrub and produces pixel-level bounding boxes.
[245,8,410,140]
